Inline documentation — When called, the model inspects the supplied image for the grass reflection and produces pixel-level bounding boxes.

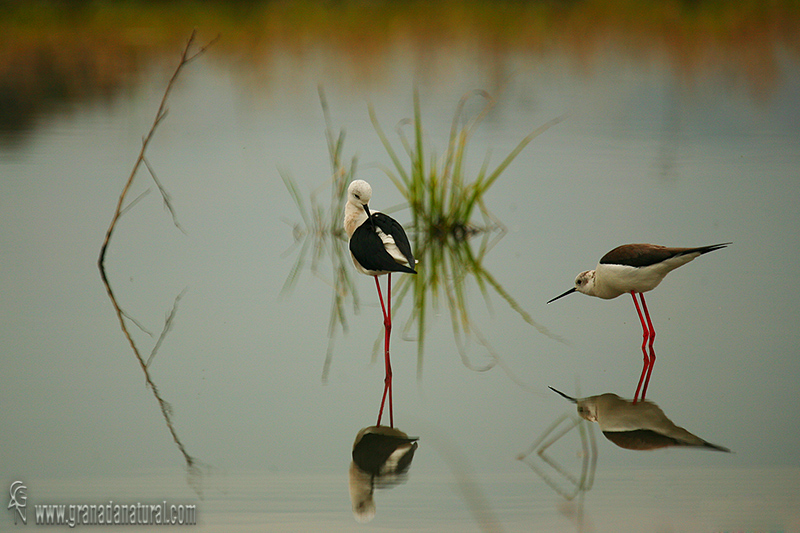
[280,88,360,383]
[97,31,216,492]
[283,89,565,384]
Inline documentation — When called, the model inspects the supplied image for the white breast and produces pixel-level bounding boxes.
[344,202,367,238]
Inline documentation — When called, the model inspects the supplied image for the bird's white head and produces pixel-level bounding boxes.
[547,269,596,304]
[344,180,373,238]
[347,180,372,209]
[573,270,596,295]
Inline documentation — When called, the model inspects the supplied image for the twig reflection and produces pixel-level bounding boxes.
[517,414,597,501]
[145,288,188,369]
[97,30,217,492]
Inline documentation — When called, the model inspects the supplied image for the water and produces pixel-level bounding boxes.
[21,468,800,531]
[2,10,800,532]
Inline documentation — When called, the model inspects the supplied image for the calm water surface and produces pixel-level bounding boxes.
[2,18,800,532]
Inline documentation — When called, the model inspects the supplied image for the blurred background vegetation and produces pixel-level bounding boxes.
[1,0,798,136]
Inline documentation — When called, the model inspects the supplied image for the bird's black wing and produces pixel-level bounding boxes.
[372,213,416,271]
[350,214,416,274]
[600,245,677,267]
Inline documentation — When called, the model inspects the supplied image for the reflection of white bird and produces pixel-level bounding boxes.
[348,462,376,523]
[348,426,419,523]
[547,243,730,402]
[550,388,730,452]
[344,180,416,428]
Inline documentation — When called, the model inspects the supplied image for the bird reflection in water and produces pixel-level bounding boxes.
[348,425,419,523]
[549,388,731,452]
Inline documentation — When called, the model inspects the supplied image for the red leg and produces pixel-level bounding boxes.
[631,291,650,403]
[386,273,393,427]
[638,293,656,401]
[386,272,391,323]
[374,276,388,323]
[374,275,394,427]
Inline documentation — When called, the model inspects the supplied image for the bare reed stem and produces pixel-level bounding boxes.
[97,30,217,482]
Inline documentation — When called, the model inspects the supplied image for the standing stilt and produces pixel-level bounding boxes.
[547,242,729,400]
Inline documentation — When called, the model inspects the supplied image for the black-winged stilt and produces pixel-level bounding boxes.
[547,242,730,402]
[348,425,419,522]
[549,388,730,452]
[344,180,416,427]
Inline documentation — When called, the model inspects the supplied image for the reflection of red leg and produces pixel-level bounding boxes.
[631,292,650,403]
[374,275,394,427]
[639,293,656,401]
[376,380,390,426]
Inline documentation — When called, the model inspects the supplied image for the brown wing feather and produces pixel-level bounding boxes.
[599,243,730,267]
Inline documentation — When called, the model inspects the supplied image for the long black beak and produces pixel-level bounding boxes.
[548,386,577,403]
[363,204,376,229]
[547,287,576,304]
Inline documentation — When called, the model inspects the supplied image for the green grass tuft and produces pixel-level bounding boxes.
[370,89,567,380]
[283,88,567,384]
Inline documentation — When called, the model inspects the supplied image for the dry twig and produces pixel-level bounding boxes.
[97,30,218,486]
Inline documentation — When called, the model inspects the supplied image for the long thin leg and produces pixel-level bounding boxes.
[631,291,650,403]
[374,276,388,424]
[375,275,388,323]
[386,273,393,427]
[374,274,394,427]
[638,292,656,401]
